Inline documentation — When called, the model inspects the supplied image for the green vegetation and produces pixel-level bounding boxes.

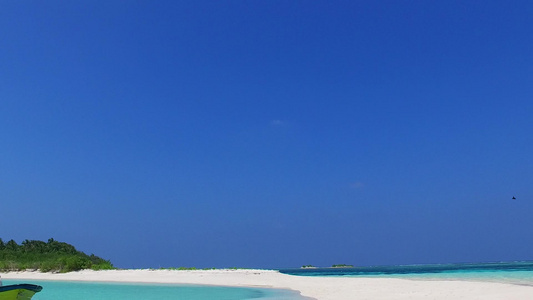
[332,264,354,268]
[0,238,114,272]
[301,265,316,269]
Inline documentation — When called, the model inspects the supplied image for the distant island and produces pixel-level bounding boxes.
[332,264,354,268]
[300,264,354,269]
[301,265,317,269]
[0,238,114,272]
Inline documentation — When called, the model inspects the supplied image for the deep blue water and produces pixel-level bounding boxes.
[3,280,306,300]
[279,261,533,285]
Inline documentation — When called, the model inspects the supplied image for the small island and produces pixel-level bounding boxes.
[0,238,114,272]
[332,264,354,268]
[301,265,317,269]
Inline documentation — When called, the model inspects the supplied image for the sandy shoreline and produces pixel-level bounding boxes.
[3,269,533,299]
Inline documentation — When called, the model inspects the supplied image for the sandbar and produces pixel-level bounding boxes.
[3,269,533,299]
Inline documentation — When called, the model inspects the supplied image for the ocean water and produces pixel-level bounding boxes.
[279,261,533,286]
[2,280,306,300]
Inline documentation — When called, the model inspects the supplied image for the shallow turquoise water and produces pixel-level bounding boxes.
[3,280,305,300]
[383,270,533,286]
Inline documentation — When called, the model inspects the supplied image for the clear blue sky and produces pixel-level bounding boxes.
[1,1,532,269]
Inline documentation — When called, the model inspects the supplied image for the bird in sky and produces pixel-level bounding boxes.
[512,196,516,200]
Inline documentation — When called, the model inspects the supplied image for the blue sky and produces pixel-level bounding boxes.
[1,1,532,269]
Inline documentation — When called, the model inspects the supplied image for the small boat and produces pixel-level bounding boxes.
[0,284,43,300]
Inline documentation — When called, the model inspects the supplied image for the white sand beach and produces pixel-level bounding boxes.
[3,269,533,300]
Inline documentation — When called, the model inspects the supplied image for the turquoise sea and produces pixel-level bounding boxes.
[3,280,307,300]
[280,261,533,286]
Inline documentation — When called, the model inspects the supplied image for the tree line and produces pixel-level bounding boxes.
[0,238,114,272]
